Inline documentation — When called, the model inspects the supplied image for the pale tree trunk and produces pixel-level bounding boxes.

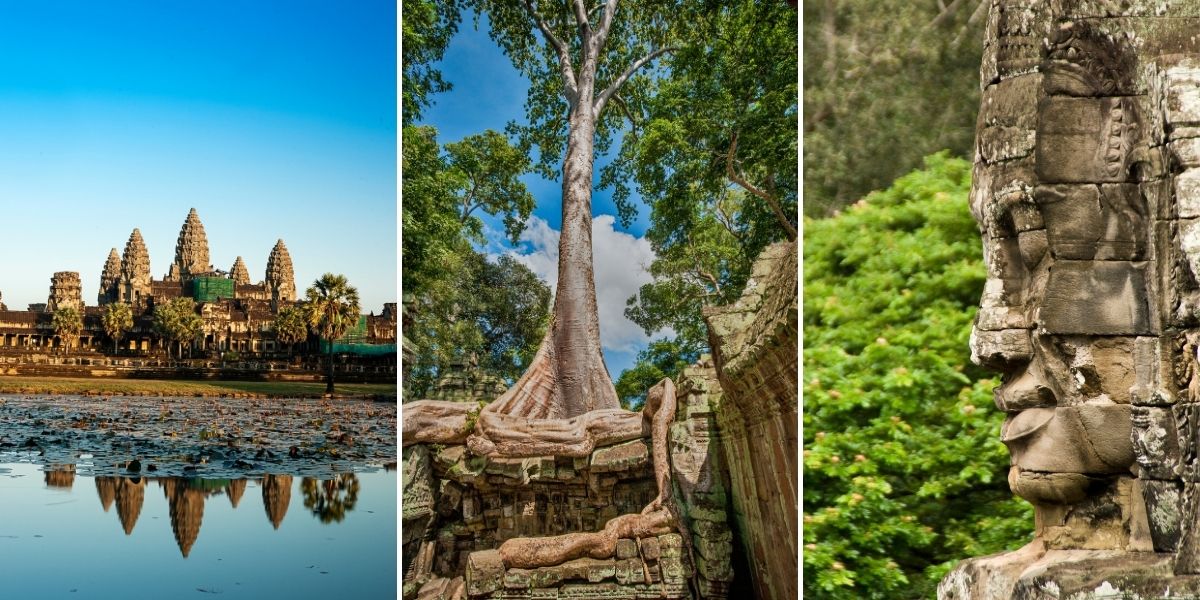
[483,2,640,421]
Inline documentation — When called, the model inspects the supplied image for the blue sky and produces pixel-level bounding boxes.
[0,1,397,312]
[415,13,664,380]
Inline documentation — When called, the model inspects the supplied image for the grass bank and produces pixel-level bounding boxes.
[0,376,396,399]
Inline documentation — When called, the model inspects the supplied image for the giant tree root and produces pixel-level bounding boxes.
[498,507,674,568]
[401,400,475,446]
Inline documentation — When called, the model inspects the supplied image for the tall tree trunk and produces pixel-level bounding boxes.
[485,81,620,420]
[326,342,335,395]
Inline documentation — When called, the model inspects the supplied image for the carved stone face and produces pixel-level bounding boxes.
[969,21,1163,512]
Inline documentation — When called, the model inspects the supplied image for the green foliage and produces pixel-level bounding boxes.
[101,302,133,352]
[272,305,309,349]
[304,274,362,342]
[152,297,204,359]
[406,252,550,399]
[803,0,985,216]
[444,129,535,244]
[616,3,796,395]
[401,125,535,292]
[614,338,698,411]
[606,0,797,236]
[51,306,83,351]
[402,0,460,125]
[803,153,1032,599]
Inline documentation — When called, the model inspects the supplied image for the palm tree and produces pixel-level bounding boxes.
[101,302,134,354]
[51,306,84,354]
[153,298,203,360]
[303,274,360,395]
[272,305,308,358]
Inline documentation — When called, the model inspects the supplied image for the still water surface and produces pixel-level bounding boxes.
[0,462,396,599]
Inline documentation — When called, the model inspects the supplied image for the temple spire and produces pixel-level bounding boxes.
[170,208,211,280]
[230,256,251,286]
[119,229,151,308]
[265,239,296,306]
[99,248,121,305]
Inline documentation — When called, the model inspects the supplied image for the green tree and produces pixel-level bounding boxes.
[804,153,1031,599]
[606,0,797,240]
[152,298,203,360]
[402,126,536,291]
[304,273,361,395]
[407,253,551,400]
[101,302,133,354]
[301,474,360,524]
[804,0,985,215]
[402,0,461,125]
[609,2,795,396]
[614,338,698,410]
[51,306,83,353]
[272,305,309,357]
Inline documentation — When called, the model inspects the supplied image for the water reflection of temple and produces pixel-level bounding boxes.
[44,465,75,489]
[83,473,359,557]
[95,476,147,535]
[262,475,293,530]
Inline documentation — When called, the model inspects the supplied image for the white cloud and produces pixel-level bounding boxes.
[506,214,660,354]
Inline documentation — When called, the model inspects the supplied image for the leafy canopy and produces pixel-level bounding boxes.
[304,273,362,343]
[804,153,1031,599]
[101,302,133,343]
[406,252,551,400]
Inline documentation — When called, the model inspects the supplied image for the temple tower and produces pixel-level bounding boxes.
[98,248,121,305]
[46,271,83,312]
[168,208,211,281]
[119,228,151,308]
[230,256,251,286]
[264,239,296,307]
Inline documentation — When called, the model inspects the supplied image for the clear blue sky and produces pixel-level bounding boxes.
[0,1,397,312]
[416,13,662,380]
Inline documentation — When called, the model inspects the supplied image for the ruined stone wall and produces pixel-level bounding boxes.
[703,241,798,600]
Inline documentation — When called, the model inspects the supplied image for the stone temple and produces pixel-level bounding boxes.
[0,208,396,357]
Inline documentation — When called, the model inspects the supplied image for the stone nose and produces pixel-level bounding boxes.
[969,326,1032,372]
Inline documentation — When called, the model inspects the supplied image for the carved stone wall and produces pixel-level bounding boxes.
[703,241,798,600]
[402,373,738,600]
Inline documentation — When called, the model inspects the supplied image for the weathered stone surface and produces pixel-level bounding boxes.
[704,241,796,600]
[1035,97,1140,184]
[1040,261,1152,335]
[1133,406,1181,479]
[46,271,83,313]
[1034,184,1145,260]
[943,2,1200,598]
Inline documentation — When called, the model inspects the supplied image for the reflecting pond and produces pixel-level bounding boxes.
[0,462,396,599]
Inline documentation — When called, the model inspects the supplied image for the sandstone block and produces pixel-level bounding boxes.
[1040,260,1152,335]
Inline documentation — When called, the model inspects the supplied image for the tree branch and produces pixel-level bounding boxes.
[594,46,674,114]
[522,0,579,105]
[572,0,590,31]
[594,0,619,49]
[725,132,797,242]
[612,94,640,140]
